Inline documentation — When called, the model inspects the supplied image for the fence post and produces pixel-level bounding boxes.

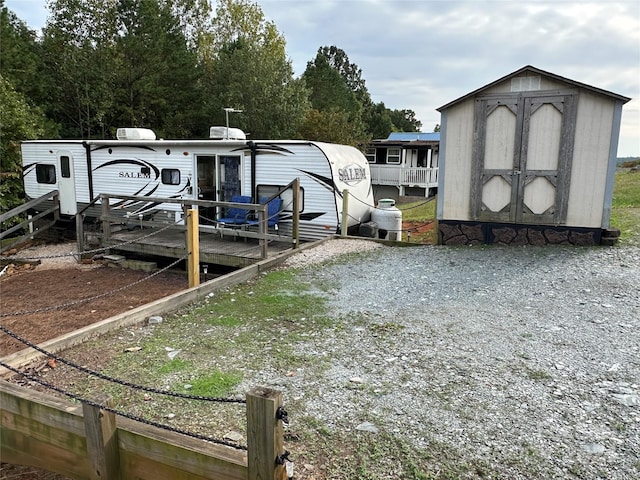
[341,189,349,237]
[76,214,85,262]
[52,191,60,222]
[260,204,268,259]
[246,387,287,480]
[186,208,200,288]
[101,195,111,241]
[292,178,300,248]
[83,396,121,480]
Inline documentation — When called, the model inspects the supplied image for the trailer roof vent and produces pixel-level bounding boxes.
[209,126,246,140]
[116,128,157,140]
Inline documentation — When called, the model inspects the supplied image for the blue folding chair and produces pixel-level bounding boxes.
[247,197,281,228]
[217,195,252,225]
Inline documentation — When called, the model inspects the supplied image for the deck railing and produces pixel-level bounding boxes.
[369,165,438,187]
[0,190,60,253]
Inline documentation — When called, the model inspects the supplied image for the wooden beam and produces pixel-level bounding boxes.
[246,387,286,480]
[187,209,200,288]
[83,396,121,480]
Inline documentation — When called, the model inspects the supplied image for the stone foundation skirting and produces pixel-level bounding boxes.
[438,221,607,246]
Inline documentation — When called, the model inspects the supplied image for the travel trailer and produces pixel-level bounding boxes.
[21,128,374,240]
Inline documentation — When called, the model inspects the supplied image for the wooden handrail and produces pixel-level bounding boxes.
[0,190,59,223]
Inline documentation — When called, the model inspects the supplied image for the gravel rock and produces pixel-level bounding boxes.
[267,242,640,478]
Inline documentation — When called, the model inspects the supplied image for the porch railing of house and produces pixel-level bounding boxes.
[369,165,439,187]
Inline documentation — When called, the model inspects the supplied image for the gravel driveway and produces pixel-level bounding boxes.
[260,242,640,478]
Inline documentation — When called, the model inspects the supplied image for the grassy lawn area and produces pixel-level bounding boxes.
[611,168,640,246]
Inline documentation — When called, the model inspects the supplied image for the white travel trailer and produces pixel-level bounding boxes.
[21,128,374,240]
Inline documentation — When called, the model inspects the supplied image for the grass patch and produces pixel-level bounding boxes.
[611,170,640,246]
[398,198,437,244]
[293,427,491,480]
[159,358,193,374]
[182,370,242,397]
[398,198,437,222]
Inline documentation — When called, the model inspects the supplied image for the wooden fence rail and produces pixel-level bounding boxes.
[0,190,60,253]
[0,380,287,480]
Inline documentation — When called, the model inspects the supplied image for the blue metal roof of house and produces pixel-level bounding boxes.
[387,132,440,142]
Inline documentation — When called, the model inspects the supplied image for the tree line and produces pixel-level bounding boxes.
[1,0,423,216]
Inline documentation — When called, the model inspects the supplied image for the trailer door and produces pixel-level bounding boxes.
[58,151,77,215]
[196,154,242,201]
[218,155,242,201]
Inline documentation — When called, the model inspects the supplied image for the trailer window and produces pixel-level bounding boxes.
[161,169,180,185]
[257,185,303,212]
[60,156,71,178]
[386,148,401,164]
[36,164,56,184]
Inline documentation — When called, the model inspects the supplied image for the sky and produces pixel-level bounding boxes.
[5,0,640,156]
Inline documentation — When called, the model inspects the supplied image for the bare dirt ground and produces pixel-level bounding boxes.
[1,242,188,479]
[1,246,187,357]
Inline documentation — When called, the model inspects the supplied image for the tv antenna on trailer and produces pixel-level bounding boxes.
[223,107,243,139]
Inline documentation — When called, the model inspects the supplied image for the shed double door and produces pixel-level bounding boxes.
[471,91,577,224]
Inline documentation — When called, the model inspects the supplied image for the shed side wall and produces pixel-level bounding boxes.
[440,99,475,220]
[566,91,615,227]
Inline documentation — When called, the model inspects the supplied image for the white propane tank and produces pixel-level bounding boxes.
[372,198,402,241]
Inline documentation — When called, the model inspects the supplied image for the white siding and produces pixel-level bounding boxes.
[566,91,615,227]
[441,99,475,220]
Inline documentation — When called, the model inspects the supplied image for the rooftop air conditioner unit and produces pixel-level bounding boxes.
[209,126,246,140]
[116,128,157,140]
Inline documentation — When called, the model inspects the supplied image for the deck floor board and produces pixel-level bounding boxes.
[103,228,292,267]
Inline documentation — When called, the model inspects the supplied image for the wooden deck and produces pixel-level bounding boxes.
[102,227,294,268]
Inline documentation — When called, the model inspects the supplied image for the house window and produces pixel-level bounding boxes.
[161,169,180,185]
[365,147,376,163]
[36,164,56,184]
[386,148,401,164]
[60,156,71,178]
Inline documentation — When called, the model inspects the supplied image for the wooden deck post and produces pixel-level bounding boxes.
[52,191,60,222]
[186,208,200,288]
[246,387,287,480]
[260,203,268,259]
[101,195,111,241]
[341,188,349,237]
[83,396,121,480]
[76,214,85,262]
[292,178,300,248]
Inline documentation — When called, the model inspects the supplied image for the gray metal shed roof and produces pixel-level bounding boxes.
[437,65,631,111]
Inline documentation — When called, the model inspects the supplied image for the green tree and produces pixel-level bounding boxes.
[204,0,309,139]
[41,0,120,138]
[303,52,360,114]
[0,2,46,104]
[302,47,367,144]
[41,0,205,139]
[365,101,394,139]
[388,108,422,132]
[0,76,49,220]
[316,45,369,106]
[112,0,204,137]
[298,108,363,145]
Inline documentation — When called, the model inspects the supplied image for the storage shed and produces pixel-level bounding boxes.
[436,65,630,246]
